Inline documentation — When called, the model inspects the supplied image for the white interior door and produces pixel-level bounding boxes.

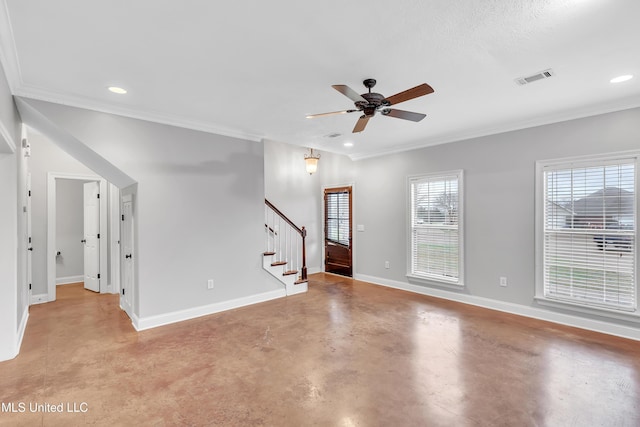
[121,195,134,316]
[83,181,100,292]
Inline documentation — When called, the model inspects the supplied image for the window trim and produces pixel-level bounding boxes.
[406,170,464,287]
[535,151,640,319]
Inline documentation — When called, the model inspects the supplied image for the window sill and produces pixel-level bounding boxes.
[534,296,640,324]
[407,274,464,291]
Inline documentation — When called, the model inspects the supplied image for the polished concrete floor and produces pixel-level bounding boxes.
[1,274,640,426]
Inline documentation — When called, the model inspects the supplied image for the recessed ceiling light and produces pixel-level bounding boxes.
[610,75,633,84]
[343,142,354,148]
[108,86,127,94]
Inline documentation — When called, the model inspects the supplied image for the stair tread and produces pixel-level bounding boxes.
[271,261,287,266]
[294,279,308,285]
[263,251,276,256]
[283,270,298,276]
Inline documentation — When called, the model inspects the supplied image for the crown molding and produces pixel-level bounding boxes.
[348,96,640,161]
[15,84,265,143]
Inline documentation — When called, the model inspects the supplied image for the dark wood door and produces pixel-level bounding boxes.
[324,186,352,277]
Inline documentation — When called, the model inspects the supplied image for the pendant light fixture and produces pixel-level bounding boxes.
[304,148,320,175]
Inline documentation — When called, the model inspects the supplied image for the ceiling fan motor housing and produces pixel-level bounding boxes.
[356,92,387,116]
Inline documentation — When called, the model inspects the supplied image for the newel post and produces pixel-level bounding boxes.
[301,226,308,280]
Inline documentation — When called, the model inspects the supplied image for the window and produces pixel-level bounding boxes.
[408,171,463,285]
[325,188,351,246]
[538,154,637,313]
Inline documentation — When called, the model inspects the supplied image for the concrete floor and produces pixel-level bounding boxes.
[1,273,639,426]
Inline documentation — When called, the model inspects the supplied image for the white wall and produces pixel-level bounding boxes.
[55,179,86,281]
[28,132,94,295]
[264,139,354,273]
[23,99,281,321]
[353,107,640,332]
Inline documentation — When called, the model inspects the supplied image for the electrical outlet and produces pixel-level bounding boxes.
[385,261,390,269]
[207,279,214,290]
[499,277,507,287]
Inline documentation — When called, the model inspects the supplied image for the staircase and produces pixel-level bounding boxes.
[264,199,308,296]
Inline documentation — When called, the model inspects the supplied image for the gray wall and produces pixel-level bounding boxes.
[0,152,17,361]
[26,99,280,318]
[264,139,354,273]
[28,132,94,295]
[55,179,86,281]
[263,107,640,336]
[0,60,22,361]
[353,107,640,326]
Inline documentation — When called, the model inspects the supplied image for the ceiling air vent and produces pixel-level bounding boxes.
[515,69,555,86]
[325,132,342,138]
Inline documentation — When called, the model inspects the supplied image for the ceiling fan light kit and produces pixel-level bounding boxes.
[307,78,434,133]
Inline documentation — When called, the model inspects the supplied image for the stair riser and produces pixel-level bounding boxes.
[262,253,307,295]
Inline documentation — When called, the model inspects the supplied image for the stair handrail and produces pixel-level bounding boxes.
[265,199,307,280]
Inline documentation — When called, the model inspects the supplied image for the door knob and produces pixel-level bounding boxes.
[125,254,132,259]
[81,239,86,243]
[28,247,33,251]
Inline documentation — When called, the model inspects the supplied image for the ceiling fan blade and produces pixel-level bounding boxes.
[306,109,358,119]
[352,115,370,133]
[332,85,367,103]
[384,83,434,106]
[382,109,426,122]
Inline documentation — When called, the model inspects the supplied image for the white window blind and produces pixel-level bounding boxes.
[326,191,350,246]
[409,172,462,284]
[543,158,636,311]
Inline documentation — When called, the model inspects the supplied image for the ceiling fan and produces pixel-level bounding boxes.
[306,78,434,133]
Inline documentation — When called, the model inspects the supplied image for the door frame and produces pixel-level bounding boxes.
[109,183,121,295]
[26,172,32,304]
[120,193,135,319]
[47,172,108,302]
[322,183,356,276]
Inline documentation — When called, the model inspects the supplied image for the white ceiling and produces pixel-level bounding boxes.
[1,0,639,159]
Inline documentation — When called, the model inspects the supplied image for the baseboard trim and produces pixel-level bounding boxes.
[56,275,83,285]
[30,293,49,305]
[354,274,640,342]
[133,288,287,331]
[16,307,29,354]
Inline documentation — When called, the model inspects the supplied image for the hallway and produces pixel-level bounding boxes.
[1,276,640,426]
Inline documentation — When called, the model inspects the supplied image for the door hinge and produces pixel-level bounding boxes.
[122,288,125,295]
[121,214,125,221]
[28,237,31,243]
[97,273,101,279]
[29,283,31,290]
[97,193,100,199]
[28,190,31,197]
[97,233,100,239]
